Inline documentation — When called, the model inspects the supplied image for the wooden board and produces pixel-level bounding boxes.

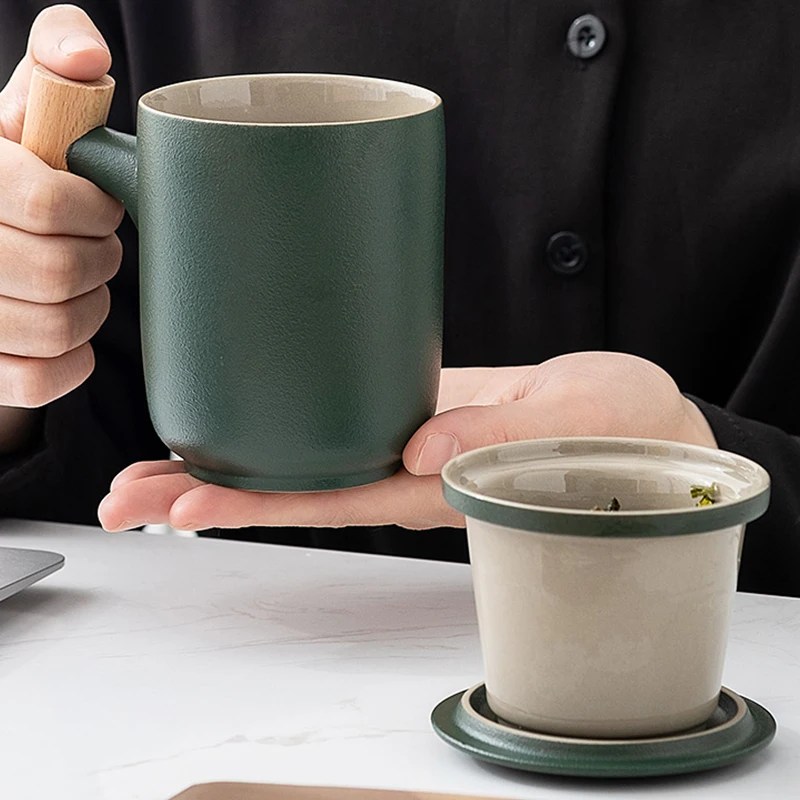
[169,783,505,800]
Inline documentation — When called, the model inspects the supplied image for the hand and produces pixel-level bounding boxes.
[0,5,123,452]
[98,352,717,533]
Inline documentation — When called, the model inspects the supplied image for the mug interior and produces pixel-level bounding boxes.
[441,438,770,536]
[140,73,441,125]
[460,456,747,511]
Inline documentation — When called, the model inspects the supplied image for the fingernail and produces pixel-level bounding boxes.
[58,33,106,55]
[105,519,132,533]
[415,433,460,475]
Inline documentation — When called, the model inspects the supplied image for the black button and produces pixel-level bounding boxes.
[566,14,607,60]
[547,232,588,275]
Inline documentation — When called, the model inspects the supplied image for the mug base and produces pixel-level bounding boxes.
[185,461,400,492]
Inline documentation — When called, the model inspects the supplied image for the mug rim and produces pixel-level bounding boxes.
[139,72,443,127]
[441,437,771,537]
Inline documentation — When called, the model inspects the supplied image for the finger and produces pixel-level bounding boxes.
[100,468,464,532]
[167,470,464,532]
[407,371,650,476]
[436,366,535,412]
[109,459,188,492]
[0,138,124,236]
[0,342,94,407]
[98,471,203,531]
[0,4,111,142]
[404,402,540,476]
[436,367,496,412]
[0,226,121,302]
[0,285,110,357]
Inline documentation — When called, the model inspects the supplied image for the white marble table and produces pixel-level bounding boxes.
[0,519,797,800]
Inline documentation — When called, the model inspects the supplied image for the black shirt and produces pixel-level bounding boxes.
[1,1,799,596]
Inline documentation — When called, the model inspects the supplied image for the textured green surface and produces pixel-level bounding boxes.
[68,104,444,491]
[431,684,776,778]
[68,128,139,224]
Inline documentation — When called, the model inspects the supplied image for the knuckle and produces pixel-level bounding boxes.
[23,177,69,234]
[33,240,81,302]
[40,303,79,356]
[6,360,52,408]
[4,343,94,406]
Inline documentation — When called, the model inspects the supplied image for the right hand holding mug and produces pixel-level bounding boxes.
[98,353,718,533]
[0,4,123,452]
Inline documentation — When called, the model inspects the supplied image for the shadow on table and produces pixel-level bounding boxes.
[0,585,96,629]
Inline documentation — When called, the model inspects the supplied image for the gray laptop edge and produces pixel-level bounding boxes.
[0,547,65,602]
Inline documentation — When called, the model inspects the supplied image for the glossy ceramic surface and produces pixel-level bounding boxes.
[442,438,770,536]
[67,74,445,491]
[431,683,776,778]
[141,73,439,124]
[468,517,742,737]
[441,438,771,737]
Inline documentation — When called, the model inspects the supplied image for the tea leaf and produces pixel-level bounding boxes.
[691,483,721,506]
[592,497,621,512]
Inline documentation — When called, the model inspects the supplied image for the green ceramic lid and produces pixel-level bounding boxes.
[441,437,770,537]
[431,684,776,778]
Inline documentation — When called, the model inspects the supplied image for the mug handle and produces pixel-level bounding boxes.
[21,64,140,225]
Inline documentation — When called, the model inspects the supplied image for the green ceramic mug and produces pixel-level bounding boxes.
[26,68,445,491]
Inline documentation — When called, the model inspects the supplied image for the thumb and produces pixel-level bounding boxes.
[0,4,111,142]
[404,403,535,476]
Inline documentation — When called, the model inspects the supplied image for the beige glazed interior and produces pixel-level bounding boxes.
[141,73,441,124]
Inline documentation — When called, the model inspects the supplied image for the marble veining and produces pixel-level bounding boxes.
[0,519,798,800]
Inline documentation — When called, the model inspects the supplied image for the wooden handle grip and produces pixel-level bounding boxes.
[20,64,115,171]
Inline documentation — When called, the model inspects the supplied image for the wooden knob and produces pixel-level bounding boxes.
[20,64,115,171]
